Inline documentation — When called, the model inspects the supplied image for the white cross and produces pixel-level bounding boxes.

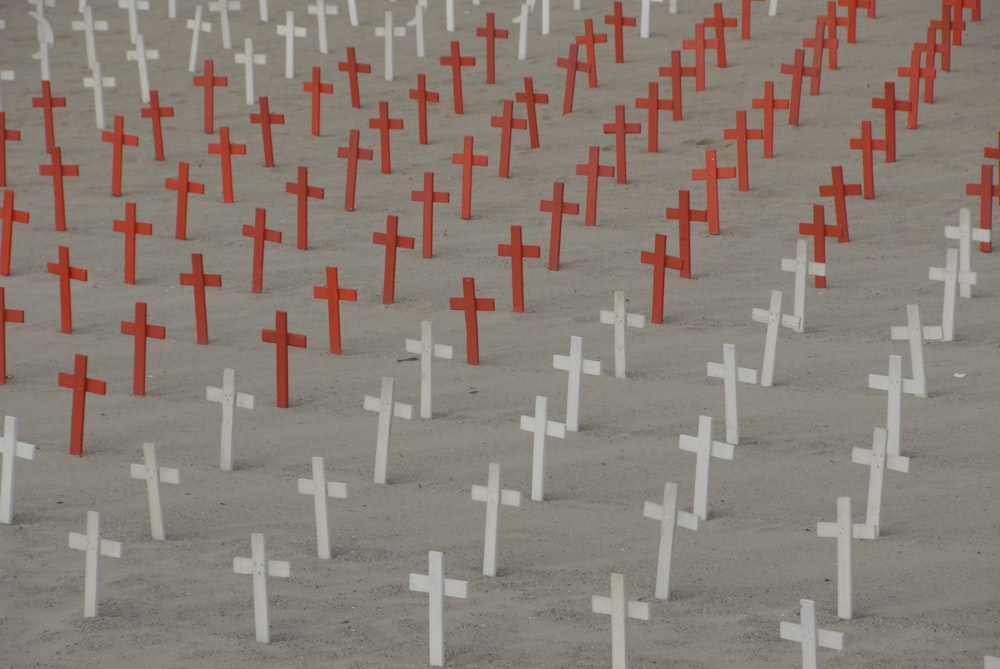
[82,61,116,130]
[643,481,698,600]
[944,207,990,298]
[126,33,159,104]
[867,354,920,458]
[186,5,213,74]
[71,6,109,69]
[117,0,149,44]
[0,416,35,525]
[206,367,255,472]
[851,427,909,540]
[345,0,359,26]
[889,304,931,399]
[639,0,664,38]
[234,37,266,105]
[297,456,348,559]
[276,10,306,80]
[444,0,456,31]
[364,376,412,484]
[816,496,853,619]
[780,239,825,333]
[129,443,180,541]
[751,289,795,387]
[706,343,757,445]
[591,573,650,669]
[374,11,406,82]
[29,12,54,82]
[208,0,240,49]
[520,395,566,501]
[308,0,338,54]
[928,247,964,343]
[232,533,290,643]
[512,3,529,60]
[406,3,426,58]
[68,510,123,618]
[409,550,468,667]
[0,71,12,113]
[552,335,601,432]
[404,320,453,419]
[599,290,645,379]
[542,0,551,35]
[471,462,521,577]
[678,415,734,521]
[779,598,844,669]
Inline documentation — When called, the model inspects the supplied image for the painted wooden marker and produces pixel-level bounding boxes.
[0,289,24,384]
[83,63,116,131]
[927,247,961,342]
[681,23,717,92]
[599,291,645,379]
[373,215,415,305]
[207,0,239,49]
[576,146,614,226]
[374,11,405,82]
[250,97,285,168]
[491,100,527,179]
[868,354,920,458]
[405,321,452,420]
[406,3,426,58]
[338,48,370,109]
[207,126,246,203]
[411,172,449,258]
[68,511,122,617]
[186,5,212,73]
[32,80,65,153]
[233,533,290,643]
[679,415,733,520]
[553,335,601,432]
[141,90,174,161]
[779,598,844,668]
[591,573,650,669]
[438,43,476,118]
[897,48,935,129]
[575,18,607,88]
[603,105,640,184]
[364,376,412,484]
[751,290,796,387]
[780,239,825,333]
[634,82,670,153]
[72,6,109,69]
[870,82,908,164]
[471,462,520,576]
[39,147,80,233]
[206,368,254,471]
[703,2,736,67]
[285,166,323,250]
[0,190,29,276]
[47,245,87,334]
[261,311,306,408]
[848,120,884,199]
[945,208,989,298]
[313,267,356,355]
[643,481,698,600]
[129,443,179,541]
[556,43,590,114]
[234,38,266,105]
[308,0,337,54]
[58,354,106,457]
[816,496,853,619]
[691,149,736,235]
[965,164,999,253]
[409,551,468,667]
[798,204,837,289]
[519,395,567,502]
[851,427,909,540]
[102,115,139,197]
[276,11,306,79]
[113,203,153,285]
[126,34,159,104]
[449,277,495,365]
[658,50,695,121]
[297,456,347,559]
[121,301,165,396]
[641,232,682,325]
[0,112,21,186]
[511,3,529,61]
[118,0,149,43]
[369,100,403,173]
[889,304,930,399]
[751,81,788,158]
[337,129,373,211]
[605,1,635,61]
[193,59,227,135]
[452,136,488,220]
[0,416,35,524]
[666,190,706,279]
[706,344,757,445]
[541,181,579,270]
[779,48,817,127]
[723,110,763,191]
[164,162,204,240]
[0,72,13,116]
[179,253,222,345]
[818,166,860,243]
[477,13,508,84]
[409,74,440,145]
[516,77,548,149]
[242,208,282,294]
[498,225,540,313]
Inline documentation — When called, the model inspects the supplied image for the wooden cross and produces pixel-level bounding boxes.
[250,96,284,168]
[38,146,80,233]
[818,166,860,243]
[372,215,415,305]
[476,13,508,85]
[409,74,440,145]
[868,354,920,458]
[411,171,450,258]
[207,0,238,49]
[932,9,963,52]
[591,573,650,669]
[801,18,831,95]
[404,320,453,419]
[556,42,591,114]
[297,456,348,559]
[925,19,952,73]
[822,0,851,42]
[691,149,736,235]
[945,208,990,298]
[491,99,527,179]
[337,129,373,211]
[113,201,152,285]
[407,3,427,58]
[636,0,663,38]
[722,110,763,191]
[409,551,468,667]
[69,511,122,617]
[681,23,717,92]
[0,415,35,524]
[83,62,116,131]
[816,496,853,619]
[553,335,601,432]
[928,247,962,342]
[604,1,635,62]
[275,10,306,79]
[126,34,159,104]
[965,164,998,253]
[206,367,255,471]
[658,50,695,121]
[439,40,475,114]
[46,245,87,334]
[797,204,837,288]
[703,2,736,68]
[207,126,246,203]
[233,533,290,643]
[634,82,670,153]
[164,162,204,240]
[374,11,406,81]
[599,291,645,379]
[851,427,909,539]
[516,76,548,148]
[0,71,12,116]
[519,394,567,502]
[511,2,529,61]
[780,239,825,332]
[71,6,109,69]
[0,111,21,186]
[312,267,356,355]
[129,442,179,541]
[58,354,106,457]
[540,181,579,270]
[364,376,412,484]
[241,208,281,294]
[452,135,488,220]
[285,166,323,250]
[471,462,520,576]
[643,481,698,599]
[849,120,886,199]
[779,598,844,668]
[889,304,931,398]
[779,48,817,126]
[0,288,23,384]
[368,100,404,174]
[118,0,149,43]
[602,105,640,184]
[0,189,29,276]
[498,225,540,313]
[261,311,306,408]
[32,80,65,153]
[141,90,174,161]
[837,0,867,42]
[576,145,614,226]
[338,47,370,109]
[897,48,935,129]
[666,189,706,279]
[752,290,796,387]
[449,276,495,365]
[307,0,337,54]
[740,0,767,40]
[179,252,222,345]
[679,415,733,520]
[641,233,682,325]
[706,343,757,445]
[575,18,607,88]
[301,66,332,136]
[751,80,788,158]
[870,81,908,163]
[120,301,165,396]
[186,5,212,73]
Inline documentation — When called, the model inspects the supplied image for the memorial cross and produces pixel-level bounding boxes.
[0,190,29,276]
[511,2,529,61]
[706,343,757,445]
[556,42,591,114]
[779,598,844,668]
[679,415,733,520]
[297,456,347,559]
[411,171,450,258]
[0,112,20,186]
[452,135,488,220]
[691,149,736,235]
[703,2,736,68]
[261,311,306,408]
[68,511,122,617]
[71,6,109,69]
[372,215,414,304]
[186,5,212,73]
[118,0,149,44]
[29,11,54,83]
[206,368,254,471]
[449,277,495,365]
[491,99,527,179]
[641,232,682,325]
[193,59,227,134]
[404,320,452,419]
[665,189,705,279]
[130,442,179,541]
[498,225,540,313]
[233,38,265,106]
[575,18,607,88]
[141,90,173,161]
[0,288,22,386]
[868,354,920,457]
[407,3,426,58]
[604,1,636,63]
[681,23,717,91]
[751,290,796,386]
[801,17,836,95]
[935,6,964,48]
[409,551,468,667]
[164,162,204,240]
[374,11,406,81]
[923,20,950,73]
[113,201,152,285]
[851,427,909,539]
[928,247,962,342]
[125,34,159,104]
[0,416,34,524]
[516,77,548,149]
[603,104,641,184]
[945,207,990,297]
[47,245,87,334]
[576,145,614,226]
[591,573,650,669]
[285,166,323,250]
[889,304,930,398]
[58,354,106,456]
[409,73,440,145]
[848,120,885,199]
[439,41,474,114]
[540,181,579,270]
[312,267,356,355]
[658,50,695,121]
[896,48,935,129]
[965,164,998,253]
[102,115,138,197]
[364,376,412,484]
[870,81,908,163]
[83,62,116,131]
[207,126,246,203]
[751,80,788,158]
[32,80,66,153]
[553,335,601,432]
[241,207,281,294]
[797,204,837,288]
[120,301,165,396]
[250,97,284,167]
[779,48,817,127]
[206,0,239,49]
[233,533,290,643]
[471,462,520,576]
[337,129,373,211]
[338,48,371,109]
[818,165,861,243]
[39,147,79,233]
[477,13,508,85]
[599,291,645,379]
[722,110,763,191]
[308,0,337,54]
[369,100,403,173]
[740,0,766,40]
[780,240,824,333]
[816,496,853,619]
[643,481,698,599]
[276,11,306,79]
[634,82,670,153]
[520,395,566,501]
[179,253,222,345]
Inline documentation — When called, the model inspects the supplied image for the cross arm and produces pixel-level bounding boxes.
[500,489,521,507]
[404,338,421,355]
[677,510,699,531]
[408,572,430,592]
[710,441,735,460]
[443,578,468,599]
[68,532,88,550]
[327,481,348,498]
[159,467,180,485]
[394,402,413,419]
[363,395,381,412]
[736,367,759,384]
[583,360,601,376]
[15,443,36,460]
[100,539,123,558]
[433,343,454,358]
[267,559,291,578]
[233,556,253,574]
[815,520,838,538]
[818,629,845,650]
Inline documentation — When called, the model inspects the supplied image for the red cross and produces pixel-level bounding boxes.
[439,40,475,115]
[476,12,508,85]
[604,1,636,64]
[897,48,935,129]
[870,81,909,163]
[452,135,488,220]
[242,207,282,294]
[313,266,357,354]
[0,287,24,384]
[665,189,707,279]
[681,23,718,92]
[691,149,736,235]
[657,50,696,121]
[372,215,415,304]
[411,171,450,258]
[113,201,153,285]
[779,48,818,127]
[179,252,222,345]
[703,3,736,68]
[101,115,139,197]
[740,0,766,40]
[835,0,861,43]
[575,18,608,89]
[32,81,66,153]
[943,0,980,23]
[449,276,495,366]
[338,47,372,109]
[797,204,837,288]
[751,81,789,159]
[802,17,838,95]
[140,90,174,162]
[490,99,527,179]
[722,110,763,192]
[641,233,683,325]
[556,42,591,115]
[0,190,29,276]
[368,100,404,174]
[120,301,165,396]
[285,165,324,250]
[575,146,614,227]
[39,146,80,232]
[818,166,861,243]
[249,96,285,168]
[207,126,247,204]
[938,4,966,46]
[515,76,549,149]
[46,245,87,334]
[603,104,641,184]
[498,225,541,313]
[540,180,580,270]
[58,354,106,456]
[913,42,938,104]
[303,66,333,136]
[261,310,307,408]
[925,21,951,73]
[635,82,671,153]
[337,129,373,212]
[409,74,441,146]
[0,111,20,187]
[823,1,851,42]
[965,164,999,253]
[858,0,876,18]
[193,59,228,134]
[164,161,205,241]
[984,132,1000,174]
[848,120,886,200]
